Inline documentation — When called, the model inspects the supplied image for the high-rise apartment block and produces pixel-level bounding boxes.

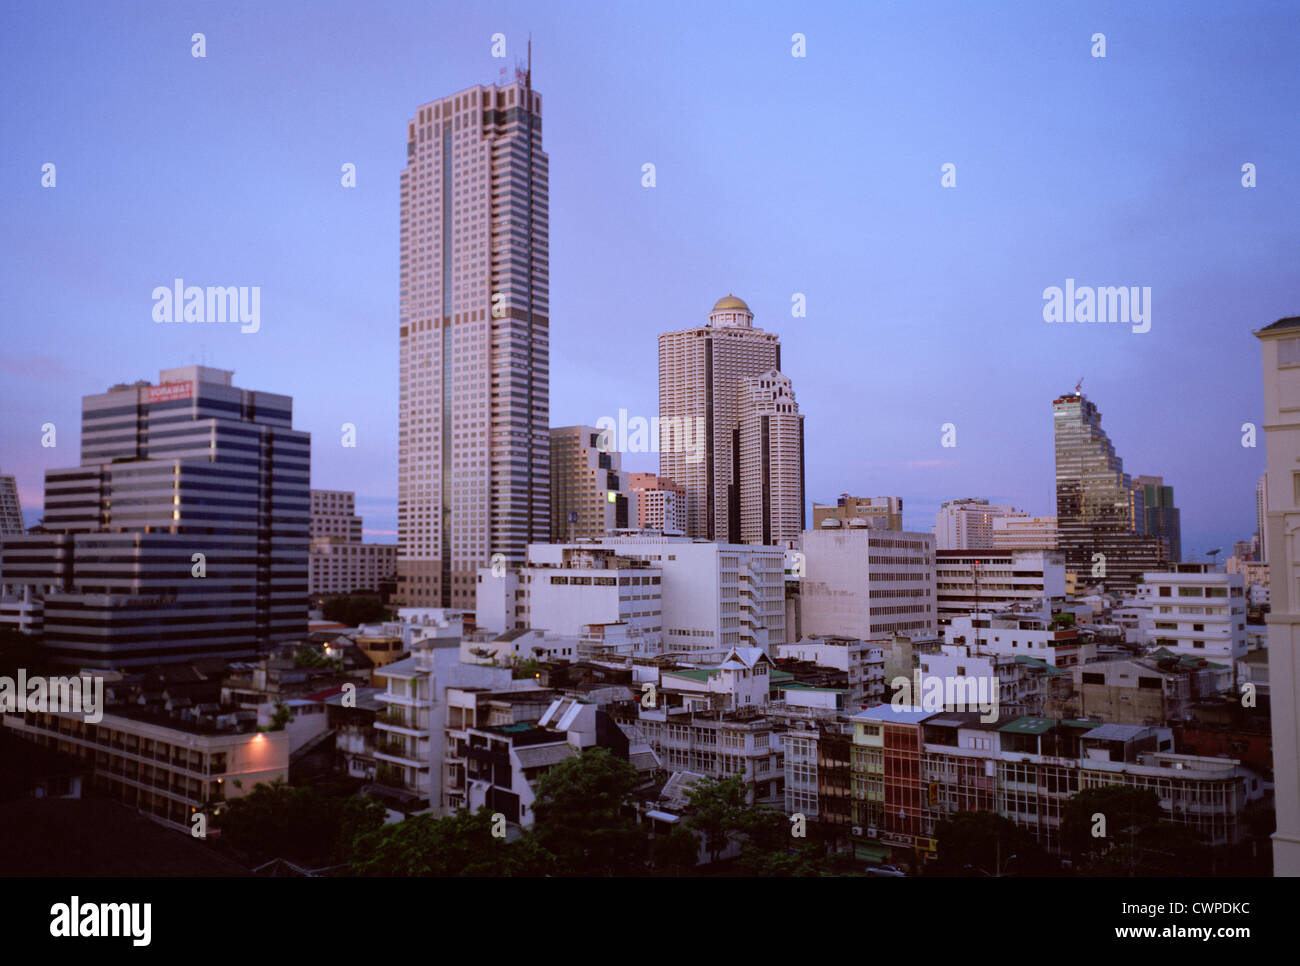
[0,366,309,667]
[1053,391,1167,593]
[658,295,803,544]
[812,495,903,531]
[933,498,1028,550]
[1254,316,1300,875]
[397,72,550,611]
[629,473,686,534]
[737,370,805,544]
[311,490,363,542]
[308,490,396,597]
[1136,474,1181,562]
[549,426,633,541]
[0,470,22,536]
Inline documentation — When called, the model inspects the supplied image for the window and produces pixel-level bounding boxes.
[1280,337,1300,367]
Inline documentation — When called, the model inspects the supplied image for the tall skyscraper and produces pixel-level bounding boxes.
[1255,316,1300,876]
[0,366,309,667]
[737,370,805,544]
[550,426,633,540]
[397,68,550,609]
[1053,390,1167,593]
[658,295,803,543]
[0,470,22,536]
[1135,474,1181,562]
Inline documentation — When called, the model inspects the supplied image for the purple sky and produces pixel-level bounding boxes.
[2,0,1296,558]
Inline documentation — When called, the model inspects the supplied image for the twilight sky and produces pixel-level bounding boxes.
[1,0,1296,558]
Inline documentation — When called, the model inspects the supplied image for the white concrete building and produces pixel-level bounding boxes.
[1257,317,1300,875]
[1139,564,1247,666]
[991,515,1059,551]
[479,535,787,659]
[934,499,1028,550]
[935,549,1066,625]
[800,523,937,641]
[946,611,1092,669]
[776,636,886,706]
[372,635,541,813]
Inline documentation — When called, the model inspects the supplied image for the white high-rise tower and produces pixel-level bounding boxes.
[397,66,550,609]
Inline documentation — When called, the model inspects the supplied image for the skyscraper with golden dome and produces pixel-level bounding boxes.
[658,295,804,544]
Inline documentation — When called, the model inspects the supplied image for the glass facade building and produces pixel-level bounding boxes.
[1053,392,1167,593]
[0,366,309,667]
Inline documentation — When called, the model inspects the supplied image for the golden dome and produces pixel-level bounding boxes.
[711,294,751,314]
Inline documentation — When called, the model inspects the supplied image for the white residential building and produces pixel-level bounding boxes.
[946,611,1093,668]
[479,535,787,659]
[373,635,543,813]
[1139,564,1247,666]
[800,523,937,641]
[934,499,1028,550]
[776,636,886,706]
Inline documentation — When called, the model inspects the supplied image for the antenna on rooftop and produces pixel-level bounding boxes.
[1074,376,1084,394]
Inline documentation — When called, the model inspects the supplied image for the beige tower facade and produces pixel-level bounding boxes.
[1256,316,1300,876]
[397,74,550,609]
[737,370,805,545]
[550,426,634,540]
[658,295,783,542]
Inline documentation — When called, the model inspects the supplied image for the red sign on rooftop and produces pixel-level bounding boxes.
[146,382,193,403]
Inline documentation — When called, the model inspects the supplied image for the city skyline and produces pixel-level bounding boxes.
[3,1,1297,561]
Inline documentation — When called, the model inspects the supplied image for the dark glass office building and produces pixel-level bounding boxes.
[1053,391,1167,594]
[0,366,309,667]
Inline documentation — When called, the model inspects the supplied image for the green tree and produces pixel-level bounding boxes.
[734,804,830,876]
[219,780,385,867]
[531,747,647,876]
[1061,785,1205,876]
[929,810,1052,876]
[349,807,553,876]
[653,825,701,875]
[683,773,748,863]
